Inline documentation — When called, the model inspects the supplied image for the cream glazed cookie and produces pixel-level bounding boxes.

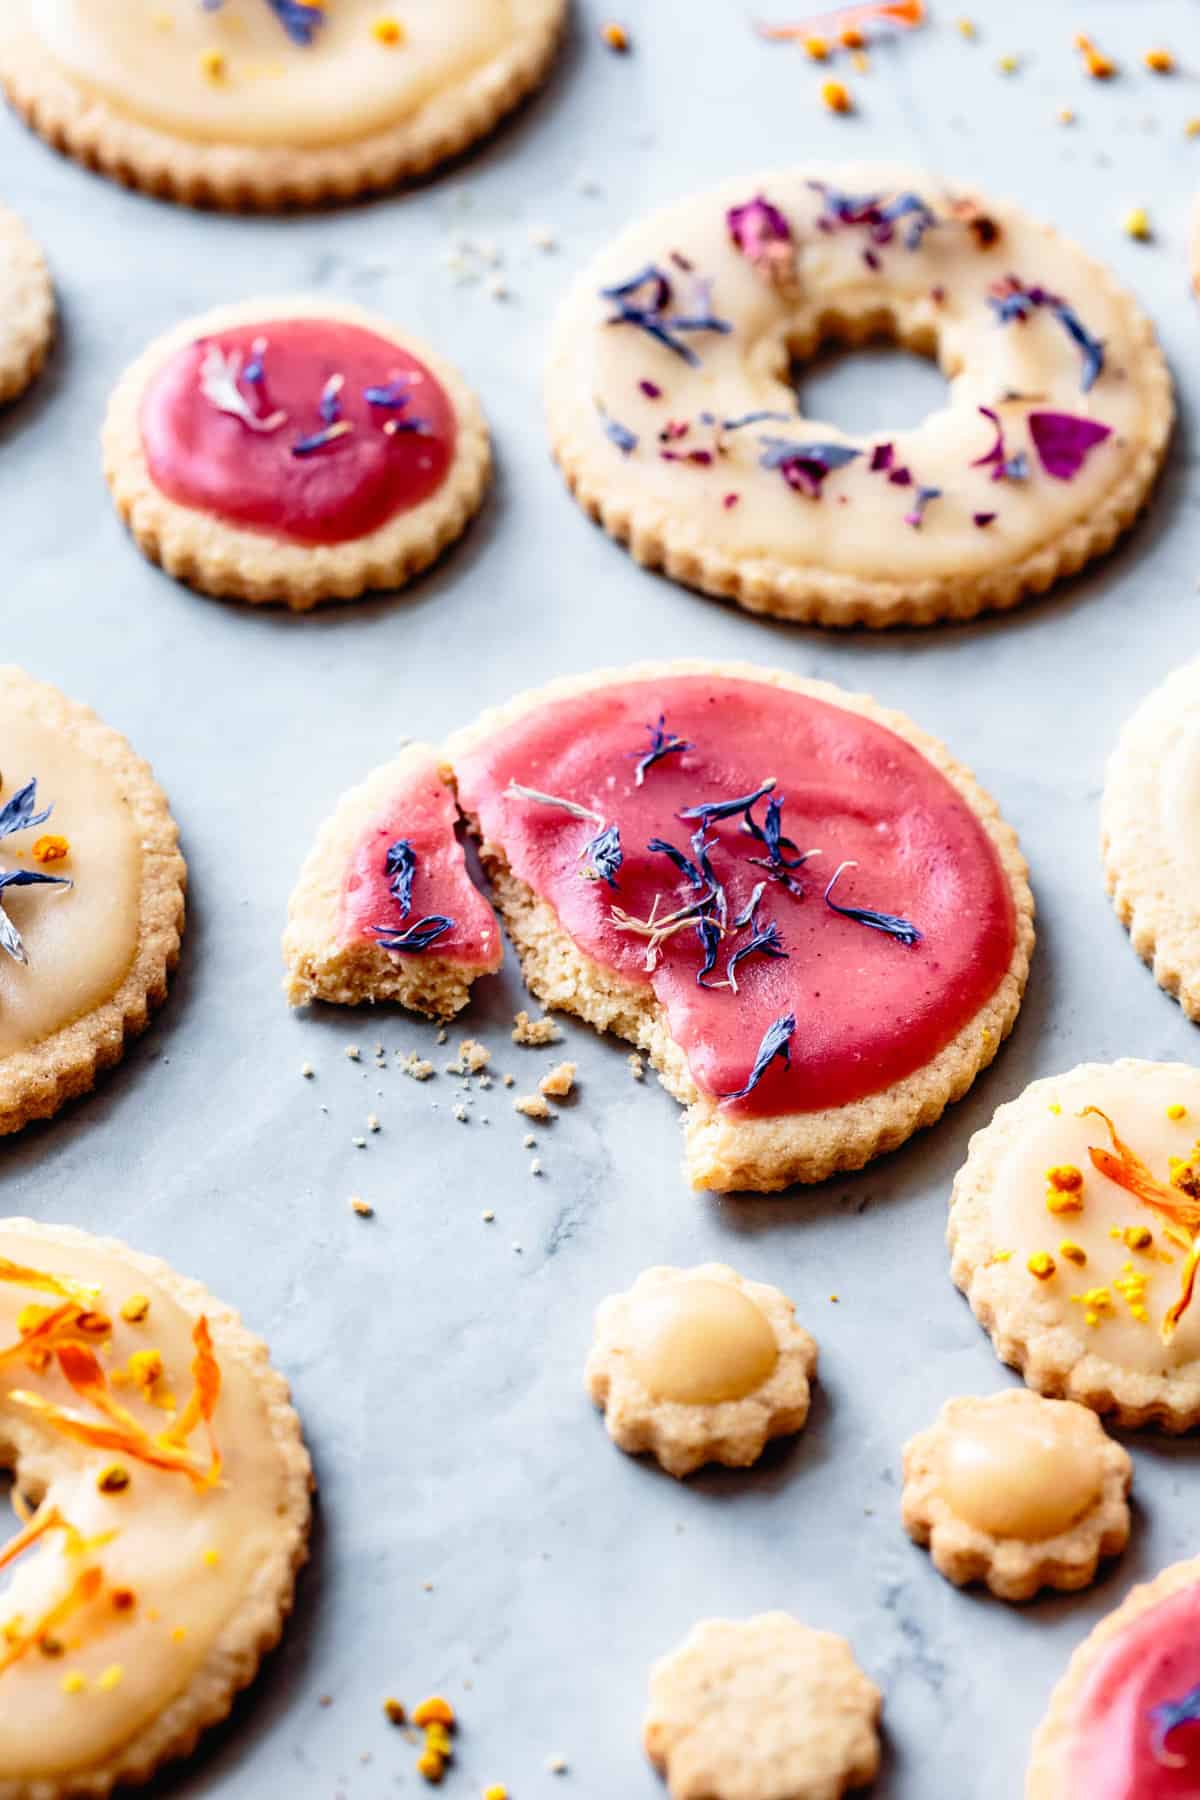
[0,0,565,210]
[103,297,490,609]
[0,207,53,406]
[1102,657,1200,1019]
[283,742,502,1019]
[901,1389,1132,1602]
[446,659,1034,1192]
[948,1059,1200,1429]
[585,1264,817,1478]
[1028,1555,1200,1797]
[0,667,186,1135]
[0,1218,311,1798]
[546,164,1171,627]
[644,1613,881,1800]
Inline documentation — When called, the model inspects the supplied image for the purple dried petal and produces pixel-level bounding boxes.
[870,442,894,472]
[974,511,997,527]
[1027,410,1113,481]
[726,195,791,253]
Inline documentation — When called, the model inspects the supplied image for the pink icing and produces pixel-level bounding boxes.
[1065,1583,1200,1796]
[340,756,501,971]
[139,319,456,546]
[453,675,1016,1119]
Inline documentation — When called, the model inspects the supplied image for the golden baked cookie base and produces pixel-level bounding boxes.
[0,5,564,210]
[1102,657,1200,1019]
[102,298,491,610]
[283,743,497,1020]
[585,1263,818,1478]
[949,1060,1200,1430]
[445,659,1035,1193]
[0,1218,312,1800]
[546,214,1172,630]
[1026,1553,1200,1798]
[901,1394,1131,1602]
[0,668,186,1137]
[0,206,54,406]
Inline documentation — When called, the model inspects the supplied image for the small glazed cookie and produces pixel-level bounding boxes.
[1028,1554,1200,1797]
[901,1389,1132,1601]
[644,1613,881,1800]
[546,165,1171,627]
[0,1217,311,1797]
[104,297,490,609]
[0,667,186,1135]
[447,659,1035,1192]
[1103,657,1200,1019]
[283,742,502,1019]
[0,0,565,210]
[585,1264,817,1478]
[949,1059,1200,1430]
[0,206,53,405]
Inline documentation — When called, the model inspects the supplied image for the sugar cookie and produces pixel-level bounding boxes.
[585,1263,817,1478]
[0,667,185,1135]
[283,742,502,1019]
[949,1059,1200,1429]
[0,0,565,210]
[546,165,1171,626]
[0,206,53,406]
[1103,656,1200,1019]
[447,659,1034,1192]
[644,1613,881,1799]
[901,1389,1131,1601]
[103,298,490,609]
[1028,1554,1200,1797]
[0,1217,311,1796]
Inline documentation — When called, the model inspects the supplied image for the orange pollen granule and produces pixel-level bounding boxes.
[820,78,854,111]
[30,835,69,864]
[1074,33,1116,78]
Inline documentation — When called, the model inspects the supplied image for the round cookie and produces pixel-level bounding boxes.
[0,667,186,1135]
[0,1217,311,1796]
[585,1263,817,1478]
[949,1059,1200,1429]
[901,1389,1131,1602]
[0,206,53,406]
[446,658,1035,1192]
[546,164,1171,627]
[644,1613,881,1799]
[103,298,491,608]
[283,741,503,1019]
[1028,1554,1200,1797]
[1102,656,1200,1019]
[0,0,565,210]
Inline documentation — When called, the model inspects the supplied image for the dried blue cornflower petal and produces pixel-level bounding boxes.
[760,437,861,498]
[579,822,623,888]
[292,422,353,457]
[371,915,454,954]
[721,410,794,432]
[904,484,942,529]
[633,715,693,786]
[824,861,922,944]
[744,793,817,896]
[721,1012,796,1101]
[0,868,73,966]
[319,374,344,426]
[878,192,939,250]
[384,839,417,921]
[724,914,787,994]
[0,779,52,841]
[808,182,938,251]
[602,414,639,456]
[600,264,732,365]
[364,379,412,409]
[647,836,708,892]
[695,914,724,987]
[970,406,1029,483]
[679,779,777,825]
[265,0,327,45]
[1150,1683,1200,1769]
[987,277,1105,392]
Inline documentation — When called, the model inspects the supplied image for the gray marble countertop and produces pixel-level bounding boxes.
[2,2,1199,1794]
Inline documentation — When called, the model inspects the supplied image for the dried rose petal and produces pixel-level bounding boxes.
[1028,410,1112,480]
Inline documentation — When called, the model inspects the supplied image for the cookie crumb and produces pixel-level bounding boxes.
[503,1072,515,1088]
[530,1158,543,1177]
[367,1113,381,1132]
[453,1104,468,1123]
[627,1053,645,1081]
[458,1039,491,1073]
[515,1094,552,1121]
[350,1196,374,1217]
[546,1753,569,1774]
[345,1044,361,1061]
[512,1010,561,1046]
[482,1209,495,1222]
[539,1062,576,1099]
[300,1062,314,1078]
[403,1053,435,1082]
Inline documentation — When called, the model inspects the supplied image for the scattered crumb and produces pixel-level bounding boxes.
[458,1039,491,1074]
[367,1113,381,1133]
[530,1158,543,1177]
[546,1753,569,1774]
[523,1133,536,1149]
[350,1196,374,1218]
[601,20,629,51]
[352,1136,367,1149]
[956,16,976,37]
[1057,105,1076,124]
[318,1693,333,1708]
[627,1053,645,1082]
[515,1094,552,1122]
[503,1073,515,1088]
[300,1062,314,1078]
[436,1027,448,1045]
[453,1104,468,1123]
[1187,118,1200,137]
[539,1062,576,1100]
[512,1241,523,1253]
[345,1044,360,1061]
[829,1293,839,1303]
[487,274,510,301]
[482,1209,495,1223]
[478,1072,493,1089]
[512,1010,561,1047]
[403,1053,435,1082]
[528,224,557,251]
[996,53,1020,74]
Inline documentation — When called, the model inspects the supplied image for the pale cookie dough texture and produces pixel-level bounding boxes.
[546,163,1171,627]
[1102,656,1200,1019]
[0,206,53,406]
[0,667,186,1135]
[901,1388,1131,1602]
[0,0,566,209]
[949,1059,1200,1430]
[644,1613,881,1800]
[585,1264,818,1478]
[0,1218,311,1798]
[102,297,491,609]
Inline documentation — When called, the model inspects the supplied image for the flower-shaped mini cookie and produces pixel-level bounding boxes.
[585,1263,817,1478]
[902,1389,1131,1602]
[644,1613,881,1800]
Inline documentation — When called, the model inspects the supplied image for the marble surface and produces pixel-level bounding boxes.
[1,2,1199,1794]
